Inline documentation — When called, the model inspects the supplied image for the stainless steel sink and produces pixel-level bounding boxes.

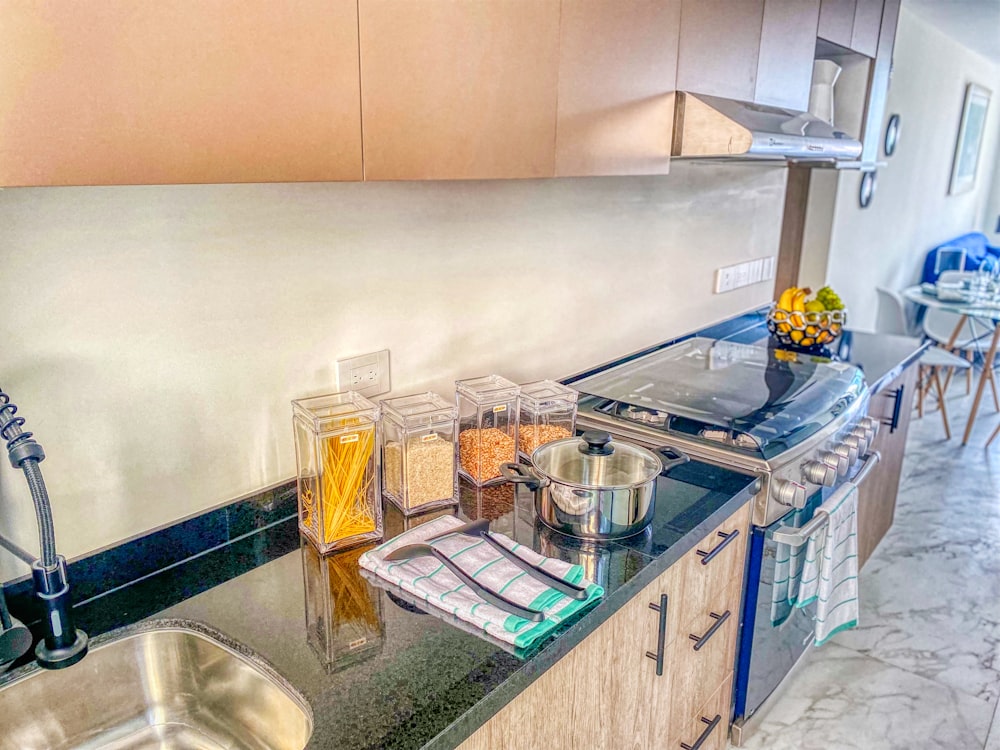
[0,621,313,750]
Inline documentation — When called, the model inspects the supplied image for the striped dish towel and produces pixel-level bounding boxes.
[795,483,860,646]
[770,506,811,626]
[359,516,604,650]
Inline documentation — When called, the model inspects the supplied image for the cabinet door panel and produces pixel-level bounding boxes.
[818,0,857,47]
[555,0,680,176]
[858,366,916,567]
[678,503,750,633]
[676,0,765,102]
[0,0,362,186]
[359,0,560,180]
[670,673,735,750]
[755,0,821,110]
[851,0,884,56]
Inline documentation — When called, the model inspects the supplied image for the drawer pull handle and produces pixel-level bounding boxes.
[688,610,731,651]
[679,714,722,750]
[696,529,740,565]
[644,594,669,676]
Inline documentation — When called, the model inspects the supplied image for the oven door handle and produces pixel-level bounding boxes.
[850,450,881,487]
[773,452,880,548]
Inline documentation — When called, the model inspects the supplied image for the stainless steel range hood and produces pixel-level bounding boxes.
[671,92,863,163]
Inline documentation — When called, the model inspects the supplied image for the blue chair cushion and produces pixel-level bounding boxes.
[922,233,1000,284]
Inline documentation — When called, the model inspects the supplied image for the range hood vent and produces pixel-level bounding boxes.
[671,92,863,163]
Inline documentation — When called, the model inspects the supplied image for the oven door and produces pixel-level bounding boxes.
[732,493,823,737]
[731,451,881,745]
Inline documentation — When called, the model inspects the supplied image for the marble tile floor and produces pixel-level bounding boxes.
[737,389,1000,750]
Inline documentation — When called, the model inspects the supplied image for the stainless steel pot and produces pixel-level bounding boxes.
[500,431,688,540]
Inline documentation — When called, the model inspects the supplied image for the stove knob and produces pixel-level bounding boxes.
[844,434,866,456]
[860,416,880,441]
[833,441,859,468]
[803,459,837,487]
[773,479,807,508]
[820,450,849,478]
[848,428,871,454]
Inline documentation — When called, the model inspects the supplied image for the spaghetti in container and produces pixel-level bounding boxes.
[292,391,383,554]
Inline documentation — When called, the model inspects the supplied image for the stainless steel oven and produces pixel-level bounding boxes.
[567,335,879,744]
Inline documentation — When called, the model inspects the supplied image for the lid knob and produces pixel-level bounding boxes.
[579,430,615,456]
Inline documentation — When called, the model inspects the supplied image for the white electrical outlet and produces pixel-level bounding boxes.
[735,263,751,288]
[714,266,736,293]
[337,349,391,398]
[762,255,776,280]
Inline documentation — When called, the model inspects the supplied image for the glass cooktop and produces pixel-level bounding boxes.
[573,337,867,459]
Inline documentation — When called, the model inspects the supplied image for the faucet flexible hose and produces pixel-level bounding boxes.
[21,459,58,570]
[0,390,58,569]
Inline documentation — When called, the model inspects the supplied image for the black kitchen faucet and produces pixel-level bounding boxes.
[0,388,88,670]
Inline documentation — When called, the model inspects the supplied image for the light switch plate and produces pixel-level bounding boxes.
[336,349,390,398]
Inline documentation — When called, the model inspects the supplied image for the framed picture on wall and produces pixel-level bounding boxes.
[949,83,991,195]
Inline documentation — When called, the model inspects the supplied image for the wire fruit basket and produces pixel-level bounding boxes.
[766,305,846,353]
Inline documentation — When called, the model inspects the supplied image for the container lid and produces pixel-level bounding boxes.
[381,391,458,428]
[532,430,662,489]
[519,380,579,410]
[455,374,520,403]
[292,391,378,432]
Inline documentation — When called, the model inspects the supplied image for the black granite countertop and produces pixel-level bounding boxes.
[0,461,754,750]
[160,463,755,750]
[834,329,929,394]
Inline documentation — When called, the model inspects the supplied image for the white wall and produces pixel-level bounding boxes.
[817,7,1000,330]
[0,163,785,579]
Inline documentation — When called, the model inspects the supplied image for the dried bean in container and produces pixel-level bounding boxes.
[458,428,515,483]
[518,424,572,455]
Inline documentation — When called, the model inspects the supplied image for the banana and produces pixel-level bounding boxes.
[777,286,798,310]
[791,289,808,312]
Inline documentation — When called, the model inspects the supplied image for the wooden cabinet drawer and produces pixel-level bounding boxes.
[669,673,734,750]
[660,606,738,742]
[677,502,750,633]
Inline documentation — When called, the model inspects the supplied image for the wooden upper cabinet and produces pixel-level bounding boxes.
[818,0,858,48]
[676,0,765,103]
[755,0,821,111]
[555,0,681,177]
[851,0,884,56]
[0,1,363,187]
[358,0,561,180]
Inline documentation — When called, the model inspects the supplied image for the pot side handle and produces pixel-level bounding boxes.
[499,462,546,491]
[656,447,690,475]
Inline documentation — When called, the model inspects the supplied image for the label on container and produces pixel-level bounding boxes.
[492,405,507,414]
[421,433,439,442]
[339,433,360,444]
[348,637,368,650]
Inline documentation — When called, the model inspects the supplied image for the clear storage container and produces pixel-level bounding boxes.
[517,380,579,460]
[455,375,520,487]
[292,391,382,554]
[381,391,458,516]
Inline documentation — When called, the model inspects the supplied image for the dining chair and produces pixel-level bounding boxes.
[922,306,998,398]
[877,288,973,439]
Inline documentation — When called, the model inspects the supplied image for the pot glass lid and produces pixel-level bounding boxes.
[533,431,662,488]
[572,337,866,459]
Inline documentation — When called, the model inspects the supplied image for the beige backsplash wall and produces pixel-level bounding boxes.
[0,163,785,579]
